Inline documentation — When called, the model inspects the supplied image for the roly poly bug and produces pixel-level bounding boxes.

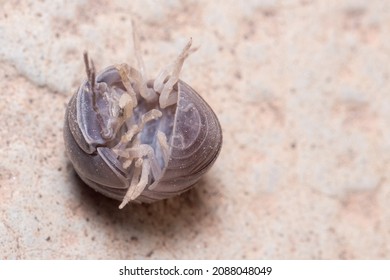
[63,31,222,209]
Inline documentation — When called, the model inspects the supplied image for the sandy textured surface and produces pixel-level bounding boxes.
[1,0,390,259]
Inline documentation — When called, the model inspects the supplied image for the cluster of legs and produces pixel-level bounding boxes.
[85,22,196,208]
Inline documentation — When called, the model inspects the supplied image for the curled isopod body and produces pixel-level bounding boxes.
[63,36,222,208]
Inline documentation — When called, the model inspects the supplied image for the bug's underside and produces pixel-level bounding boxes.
[64,29,222,209]
[79,40,195,208]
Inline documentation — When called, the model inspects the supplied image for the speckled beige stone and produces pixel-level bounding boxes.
[1,0,390,259]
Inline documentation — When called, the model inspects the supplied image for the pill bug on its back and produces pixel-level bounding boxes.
[63,32,222,209]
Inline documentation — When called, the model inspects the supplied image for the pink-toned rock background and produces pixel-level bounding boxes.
[1,0,390,259]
